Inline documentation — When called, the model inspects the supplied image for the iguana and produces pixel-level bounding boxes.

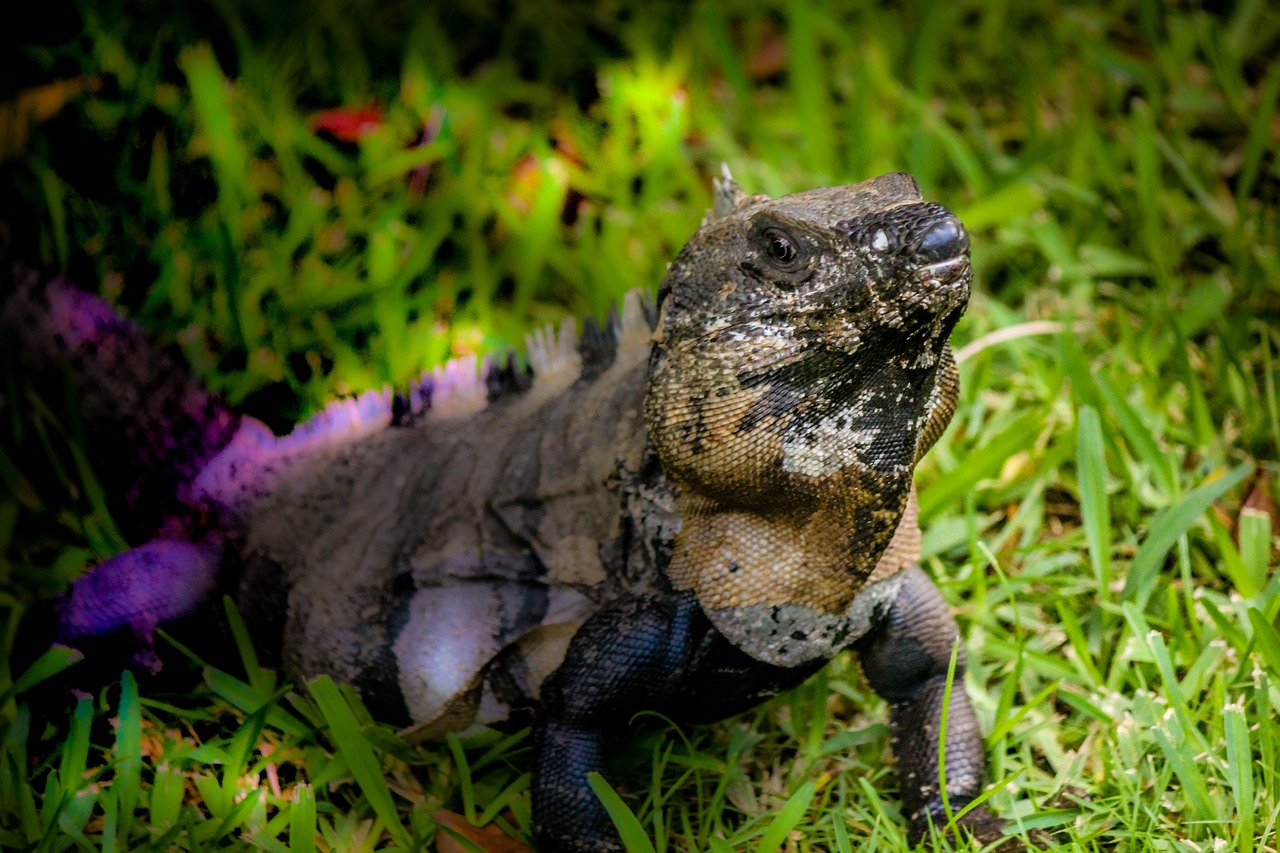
[6,169,1019,851]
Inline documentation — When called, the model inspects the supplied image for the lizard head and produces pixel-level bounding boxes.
[646,170,969,511]
[655,169,968,377]
[645,170,970,645]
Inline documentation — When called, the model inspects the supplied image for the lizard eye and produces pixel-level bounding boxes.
[745,219,813,287]
[765,229,798,265]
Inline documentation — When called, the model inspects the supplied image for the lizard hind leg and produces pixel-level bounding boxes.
[55,537,224,673]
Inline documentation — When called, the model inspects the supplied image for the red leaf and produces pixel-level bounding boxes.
[308,104,384,142]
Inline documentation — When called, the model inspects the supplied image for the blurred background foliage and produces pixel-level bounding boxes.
[2,0,1273,428]
[2,0,1279,850]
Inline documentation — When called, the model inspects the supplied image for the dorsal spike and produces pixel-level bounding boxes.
[705,163,770,224]
[618,288,655,348]
[525,315,582,392]
[426,354,487,421]
[578,313,618,380]
[486,349,534,402]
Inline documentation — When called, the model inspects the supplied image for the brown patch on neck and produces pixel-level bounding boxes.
[866,487,920,584]
[665,481,915,613]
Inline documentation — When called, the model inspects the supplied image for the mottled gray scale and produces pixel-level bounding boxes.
[704,572,905,665]
[233,334,660,727]
[484,645,536,715]
[489,416,552,552]
[733,383,805,435]
[349,567,416,724]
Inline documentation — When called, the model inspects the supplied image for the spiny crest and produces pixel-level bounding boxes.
[705,163,770,225]
[525,316,581,387]
[421,354,489,421]
[188,289,658,511]
[618,287,656,346]
[278,387,394,450]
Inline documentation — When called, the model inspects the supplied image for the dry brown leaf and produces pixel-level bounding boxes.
[747,21,789,79]
[0,77,100,162]
[1240,470,1278,537]
[434,809,533,853]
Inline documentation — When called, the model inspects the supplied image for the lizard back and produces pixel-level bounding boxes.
[231,293,676,735]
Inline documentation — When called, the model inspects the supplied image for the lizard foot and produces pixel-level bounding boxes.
[909,806,1051,851]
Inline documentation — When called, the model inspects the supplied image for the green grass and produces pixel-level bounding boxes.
[2,0,1278,850]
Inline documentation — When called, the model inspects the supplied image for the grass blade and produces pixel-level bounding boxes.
[1224,698,1255,853]
[204,668,310,738]
[588,772,657,853]
[0,646,82,708]
[1075,405,1112,603]
[222,595,273,695]
[1247,608,1280,678]
[753,781,816,853]
[291,784,317,853]
[1122,464,1253,606]
[113,671,141,847]
[919,411,1043,522]
[308,675,411,848]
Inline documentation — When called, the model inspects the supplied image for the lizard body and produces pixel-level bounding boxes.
[6,169,1022,850]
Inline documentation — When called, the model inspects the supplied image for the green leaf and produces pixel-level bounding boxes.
[204,668,309,738]
[223,595,272,695]
[290,784,317,853]
[1238,508,1272,597]
[1095,371,1173,494]
[1076,405,1112,601]
[1122,464,1253,606]
[113,672,141,847]
[446,733,476,823]
[0,646,82,708]
[919,411,1043,522]
[1224,700,1255,853]
[1247,608,1280,678]
[308,676,411,848]
[753,781,816,853]
[587,772,657,853]
[149,765,186,831]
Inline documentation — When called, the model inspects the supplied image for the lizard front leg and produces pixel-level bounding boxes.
[857,565,1014,848]
[531,588,825,852]
[532,591,703,853]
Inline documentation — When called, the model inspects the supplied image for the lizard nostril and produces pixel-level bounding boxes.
[917,216,969,263]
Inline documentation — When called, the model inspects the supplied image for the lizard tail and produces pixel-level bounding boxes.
[3,261,241,538]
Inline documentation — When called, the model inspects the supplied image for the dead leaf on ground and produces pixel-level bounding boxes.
[1239,470,1278,537]
[434,809,532,853]
[0,77,100,161]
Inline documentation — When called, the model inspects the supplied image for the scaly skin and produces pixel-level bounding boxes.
[5,169,1032,851]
